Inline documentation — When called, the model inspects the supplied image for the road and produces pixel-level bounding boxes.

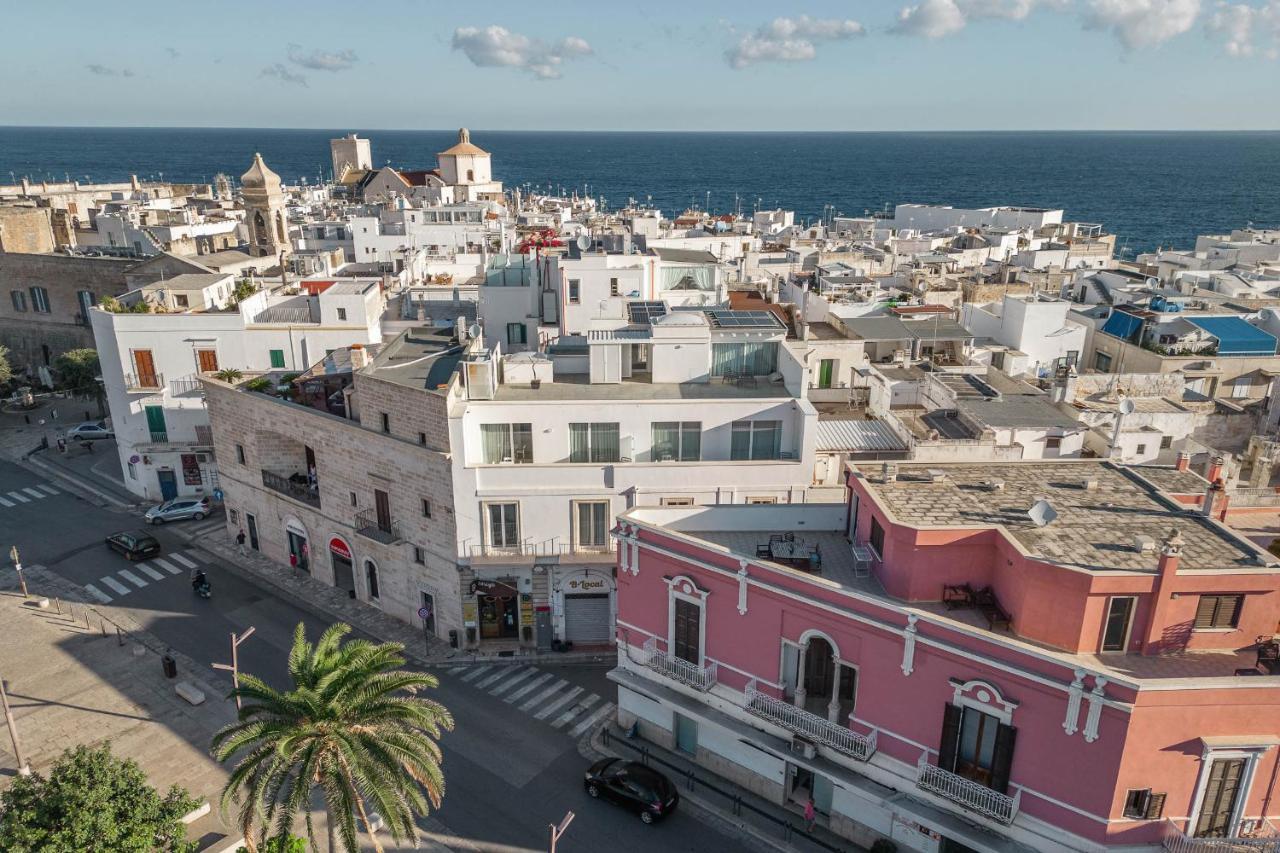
[0,454,752,853]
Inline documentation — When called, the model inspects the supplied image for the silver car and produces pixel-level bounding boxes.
[144,497,212,524]
[67,421,114,441]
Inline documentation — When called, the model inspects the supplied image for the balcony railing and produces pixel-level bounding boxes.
[170,374,205,397]
[744,680,876,762]
[1163,819,1280,853]
[261,469,320,508]
[355,508,400,544]
[194,425,213,446]
[915,752,1019,824]
[124,372,165,392]
[642,637,717,691]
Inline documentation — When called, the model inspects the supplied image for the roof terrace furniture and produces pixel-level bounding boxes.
[943,583,975,611]
[973,586,1012,632]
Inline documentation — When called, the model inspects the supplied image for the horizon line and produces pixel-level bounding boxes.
[3,124,1280,134]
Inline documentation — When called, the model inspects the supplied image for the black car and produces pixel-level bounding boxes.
[105,530,161,561]
[584,758,679,824]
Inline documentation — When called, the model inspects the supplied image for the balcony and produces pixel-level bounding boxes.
[1163,819,1280,853]
[194,425,213,446]
[124,372,165,393]
[149,430,169,443]
[355,508,400,544]
[170,374,205,397]
[915,753,1019,825]
[642,637,717,691]
[744,680,877,762]
[261,469,320,509]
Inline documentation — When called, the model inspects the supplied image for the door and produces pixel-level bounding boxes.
[817,359,834,389]
[246,514,259,550]
[332,552,354,594]
[803,638,835,715]
[675,713,698,755]
[1194,758,1247,838]
[1101,597,1136,652]
[563,593,611,644]
[196,349,218,373]
[673,598,700,664]
[133,350,157,387]
[781,644,800,701]
[287,531,309,573]
[157,469,178,501]
[374,489,391,532]
[420,592,436,637]
[145,405,167,442]
[813,774,834,815]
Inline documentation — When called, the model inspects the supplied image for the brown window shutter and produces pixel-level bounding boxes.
[938,703,963,772]
[1194,595,1219,629]
[989,722,1018,794]
[1218,595,1242,628]
[1144,792,1166,820]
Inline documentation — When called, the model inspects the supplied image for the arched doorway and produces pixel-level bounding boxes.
[802,637,835,715]
[329,536,353,594]
[364,559,380,601]
[284,518,309,573]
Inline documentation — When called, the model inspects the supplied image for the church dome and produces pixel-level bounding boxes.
[240,153,282,189]
[438,127,488,157]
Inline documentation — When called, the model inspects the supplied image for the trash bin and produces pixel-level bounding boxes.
[161,655,177,679]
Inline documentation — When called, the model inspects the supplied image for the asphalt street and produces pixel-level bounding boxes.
[0,454,754,853]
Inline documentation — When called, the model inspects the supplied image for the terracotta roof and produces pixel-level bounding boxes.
[439,127,488,157]
[397,169,442,187]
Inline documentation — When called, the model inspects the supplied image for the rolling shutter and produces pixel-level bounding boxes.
[563,594,611,644]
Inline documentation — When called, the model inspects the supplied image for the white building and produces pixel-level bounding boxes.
[330,133,372,182]
[962,294,1088,378]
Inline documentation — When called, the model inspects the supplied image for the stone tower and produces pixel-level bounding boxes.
[240,153,287,259]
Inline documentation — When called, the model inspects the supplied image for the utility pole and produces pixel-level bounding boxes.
[548,811,574,853]
[9,546,27,598]
[212,626,256,710]
[0,678,30,776]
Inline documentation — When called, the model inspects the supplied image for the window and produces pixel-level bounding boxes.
[609,277,619,297]
[481,423,533,464]
[413,546,425,565]
[506,322,527,345]
[940,704,1016,790]
[661,497,694,507]
[1123,788,1166,820]
[235,444,246,464]
[418,432,427,446]
[1101,596,1136,652]
[174,294,189,309]
[364,560,379,599]
[269,349,286,369]
[10,291,27,312]
[421,498,432,518]
[1046,436,1062,449]
[196,348,218,373]
[568,279,581,303]
[29,286,50,313]
[127,461,137,480]
[486,502,519,548]
[569,422,620,463]
[711,342,778,377]
[746,496,777,505]
[380,412,390,434]
[1194,594,1243,630]
[77,290,96,323]
[1230,376,1252,399]
[1095,351,1113,372]
[1195,757,1250,838]
[1161,435,1174,449]
[1136,443,1147,455]
[730,420,782,460]
[575,501,610,550]
[229,509,238,524]
[337,307,347,321]
[651,422,700,462]
[869,516,886,557]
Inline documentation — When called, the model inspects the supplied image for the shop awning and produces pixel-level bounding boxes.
[1185,316,1278,357]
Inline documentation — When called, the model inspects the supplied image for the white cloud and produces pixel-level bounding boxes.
[287,45,358,72]
[451,26,592,79]
[892,0,969,38]
[1207,1,1280,57]
[260,63,308,87]
[1082,0,1202,48]
[726,15,865,68]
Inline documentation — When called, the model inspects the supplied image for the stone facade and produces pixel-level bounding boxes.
[0,206,56,253]
[202,376,463,641]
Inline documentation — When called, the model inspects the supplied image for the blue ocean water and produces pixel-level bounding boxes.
[1,126,1276,254]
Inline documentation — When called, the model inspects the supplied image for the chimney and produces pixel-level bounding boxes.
[881,462,898,483]
[1142,528,1184,655]
[1201,478,1225,517]
[1175,451,1191,472]
[1206,454,1225,483]
[348,343,368,370]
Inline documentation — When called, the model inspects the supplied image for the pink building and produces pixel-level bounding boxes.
[610,460,1280,853]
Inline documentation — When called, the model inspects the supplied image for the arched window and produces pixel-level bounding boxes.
[364,559,379,599]
[253,211,265,233]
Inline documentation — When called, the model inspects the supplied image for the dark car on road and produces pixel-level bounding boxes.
[105,530,161,561]
[584,758,679,824]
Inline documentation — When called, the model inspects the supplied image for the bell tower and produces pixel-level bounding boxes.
[240,153,288,258]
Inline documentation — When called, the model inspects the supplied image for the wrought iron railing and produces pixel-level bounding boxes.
[261,469,320,508]
[124,372,164,392]
[355,508,400,544]
[149,430,169,443]
[642,637,717,691]
[194,425,213,446]
[915,752,1019,824]
[169,374,205,396]
[1163,819,1280,853]
[744,680,876,762]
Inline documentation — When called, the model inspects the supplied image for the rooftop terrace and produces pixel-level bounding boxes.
[491,373,793,402]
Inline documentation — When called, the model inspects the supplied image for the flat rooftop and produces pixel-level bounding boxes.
[365,327,463,392]
[491,374,792,402]
[853,461,1270,572]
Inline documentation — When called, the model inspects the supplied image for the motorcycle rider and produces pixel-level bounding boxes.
[191,569,209,594]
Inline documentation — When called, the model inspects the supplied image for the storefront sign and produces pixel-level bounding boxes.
[470,579,517,598]
[519,593,534,626]
[181,453,202,486]
[462,600,478,628]
[328,538,352,560]
[562,570,614,594]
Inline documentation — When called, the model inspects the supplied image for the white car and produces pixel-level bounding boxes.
[66,421,114,441]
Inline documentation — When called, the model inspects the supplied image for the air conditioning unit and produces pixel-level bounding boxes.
[790,737,816,760]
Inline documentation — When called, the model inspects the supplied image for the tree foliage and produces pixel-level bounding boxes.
[229,280,259,307]
[0,344,13,386]
[0,743,197,853]
[213,623,453,853]
[53,348,100,391]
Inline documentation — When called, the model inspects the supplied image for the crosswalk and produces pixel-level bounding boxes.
[0,483,59,508]
[442,663,617,738]
[182,515,228,539]
[83,550,204,604]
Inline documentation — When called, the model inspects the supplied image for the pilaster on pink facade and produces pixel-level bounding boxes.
[608,460,1280,853]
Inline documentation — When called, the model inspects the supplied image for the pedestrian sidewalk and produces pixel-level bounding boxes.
[583,721,863,853]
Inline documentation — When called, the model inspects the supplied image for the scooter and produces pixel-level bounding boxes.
[195,581,211,599]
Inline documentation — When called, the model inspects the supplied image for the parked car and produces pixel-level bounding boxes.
[144,497,211,524]
[66,421,114,441]
[105,530,161,561]
[583,758,679,824]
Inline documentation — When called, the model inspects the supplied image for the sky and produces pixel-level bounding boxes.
[2,0,1278,130]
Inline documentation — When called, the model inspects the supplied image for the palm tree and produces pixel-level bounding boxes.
[212,623,453,852]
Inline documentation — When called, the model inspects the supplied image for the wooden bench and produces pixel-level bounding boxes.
[973,586,1012,632]
[942,583,974,610]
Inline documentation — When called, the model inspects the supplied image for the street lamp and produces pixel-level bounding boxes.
[0,678,30,776]
[548,811,574,853]
[9,546,27,597]
[212,626,256,710]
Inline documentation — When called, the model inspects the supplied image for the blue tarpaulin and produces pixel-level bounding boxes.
[1100,310,1144,343]
[1186,317,1278,357]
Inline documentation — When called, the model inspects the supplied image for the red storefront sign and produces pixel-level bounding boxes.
[328,537,352,560]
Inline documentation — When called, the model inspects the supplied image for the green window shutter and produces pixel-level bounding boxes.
[144,405,166,434]
[269,350,285,368]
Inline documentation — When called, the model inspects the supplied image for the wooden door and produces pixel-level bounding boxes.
[374,489,391,532]
[133,350,157,386]
[673,598,700,664]
[1194,758,1246,838]
[196,349,218,372]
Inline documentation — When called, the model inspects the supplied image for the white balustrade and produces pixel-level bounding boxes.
[915,752,1019,824]
[642,637,718,691]
[1162,819,1280,853]
[743,680,877,762]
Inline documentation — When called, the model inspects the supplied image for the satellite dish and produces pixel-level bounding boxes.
[576,234,592,252]
[468,324,482,340]
[1119,397,1137,416]
[1027,499,1058,528]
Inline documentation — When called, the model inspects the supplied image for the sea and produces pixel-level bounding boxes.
[2,126,1277,255]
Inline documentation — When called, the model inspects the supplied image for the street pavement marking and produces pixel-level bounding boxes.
[474,667,517,689]
[118,569,148,588]
[84,584,111,603]
[533,685,583,720]
[136,563,165,581]
[551,694,600,729]
[458,666,493,683]
[168,553,198,569]
[99,576,131,596]
[0,495,12,508]
[488,668,539,696]
[569,702,616,738]
[36,484,58,496]
[519,678,570,712]
[502,671,553,702]
[152,557,183,575]
[21,488,45,499]
[7,491,30,503]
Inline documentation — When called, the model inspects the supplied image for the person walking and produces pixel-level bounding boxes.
[235,528,247,556]
[804,796,816,832]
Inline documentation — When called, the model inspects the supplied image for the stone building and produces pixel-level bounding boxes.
[0,206,56,253]
[240,154,288,259]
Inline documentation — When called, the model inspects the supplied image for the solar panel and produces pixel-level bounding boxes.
[706,310,783,329]
[627,301,667,324]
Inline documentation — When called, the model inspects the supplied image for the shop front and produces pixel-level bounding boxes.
[329,536,354,594]
[556,568,616,646]
[284,518,309,573]
[470,578,520,641]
